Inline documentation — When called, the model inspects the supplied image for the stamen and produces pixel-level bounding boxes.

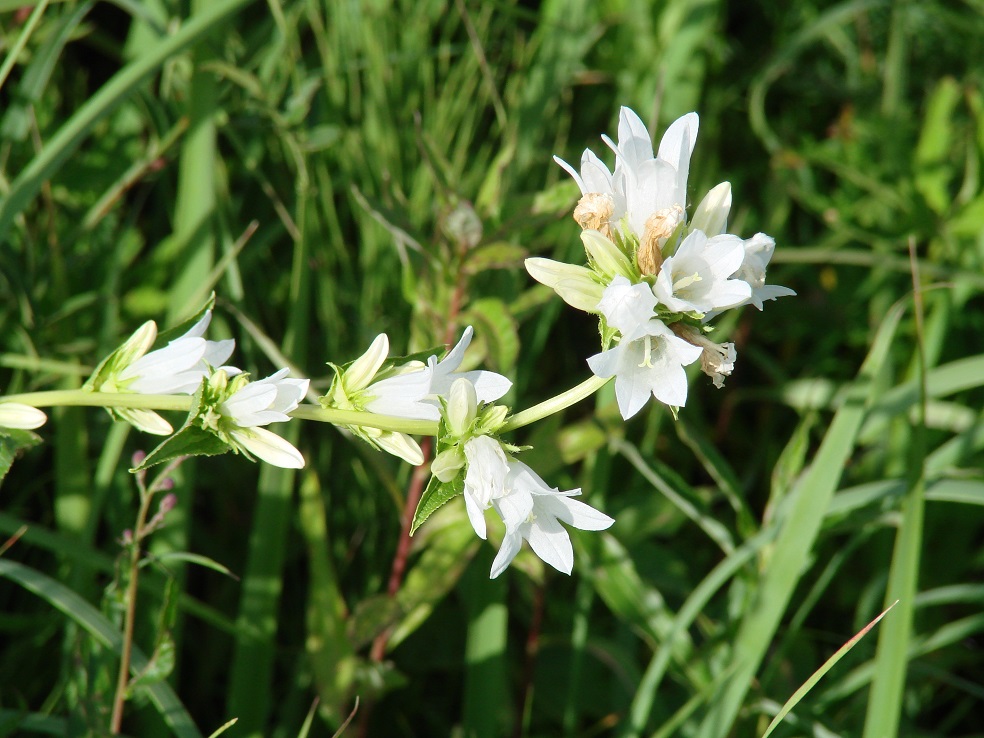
[673,272,702,292]
[637,335,656,368]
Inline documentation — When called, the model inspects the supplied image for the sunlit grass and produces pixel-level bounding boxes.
[2,1,983,737]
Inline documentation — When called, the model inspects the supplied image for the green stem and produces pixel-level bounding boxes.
[501,375,610,432]
[3,374,613,437]
[3,390,194,411]
[1,390,437,435]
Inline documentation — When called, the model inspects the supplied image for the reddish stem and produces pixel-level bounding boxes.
[513,583,545,738]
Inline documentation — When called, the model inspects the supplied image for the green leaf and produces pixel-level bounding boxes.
[914,77,961,216]
[0,559,203,738]
[462,297,520,371]
[0,429,42,485]
[410,474,464,535]
[153,293,217,346]
[462,242,527,274]
[133,385,229,471]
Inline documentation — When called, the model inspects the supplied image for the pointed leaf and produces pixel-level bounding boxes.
[410,474,464,535]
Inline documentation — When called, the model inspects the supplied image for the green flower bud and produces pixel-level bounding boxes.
[431,447,466,482]
[525,257,605,313]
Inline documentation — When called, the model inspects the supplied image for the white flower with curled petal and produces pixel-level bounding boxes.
[216,369,309,469]
[732,233,797,310]
[488,461,614,579]
[0,402,47,430]
[587,276,703,417]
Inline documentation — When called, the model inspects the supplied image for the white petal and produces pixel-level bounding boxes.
[182,311,212,339]
[120,337,207,390]
[231,427,305,468]
[374,432,425,466]
[365,368,436,420]
[453,369,511,403]
[553,154,587,193]
[691,182,732,236]
[493,488,534,530]
[580,150,615,194]
[596,276,657,339]
[117,407,173,435]
[464,491,489,540]
[616,106,655,170]
[586,345,620,379]
[750,284,797,310]
[346,334,389,392]
[0,403,48,430]
[543,495,615,531]
[202,338,236,368]
[656,112,699,196]
[489,529,523,579]
[221,384,278,424]
[525,515,574,575]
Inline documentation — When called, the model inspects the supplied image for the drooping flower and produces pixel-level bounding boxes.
[201,368,309,469]
[90,310,237,435]
[587,276,703,417]
[732,233,797,310]
[488,462,614,579]
[462,435,512,540]
[672,324,737,389]
[456,433,614,578]
[0,402,47,430]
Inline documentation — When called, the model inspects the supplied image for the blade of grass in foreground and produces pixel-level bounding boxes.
[695,301,906,738]
[0,0,252,244]
[762,602,897,738]
[862,246,929,738]
[0,559,203,738]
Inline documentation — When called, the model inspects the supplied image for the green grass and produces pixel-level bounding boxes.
[2,1,984,736]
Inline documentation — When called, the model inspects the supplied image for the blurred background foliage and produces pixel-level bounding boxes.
[1,0,984,736]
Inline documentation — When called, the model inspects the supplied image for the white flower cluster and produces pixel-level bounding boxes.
[84,310,309,469]
[437,379,613,578]
[529,107,795,418]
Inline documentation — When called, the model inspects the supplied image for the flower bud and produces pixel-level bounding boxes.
[446,378,477,437]
[431,447,466,482]
[344,334,389,393]
[476,404,509,436]
[525,258,605,313]
[581,229,633,280]
[0,403,48,430]
[691,182,732,237]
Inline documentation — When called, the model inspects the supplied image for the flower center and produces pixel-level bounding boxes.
[673,271,702,293]
[637,335,658,368]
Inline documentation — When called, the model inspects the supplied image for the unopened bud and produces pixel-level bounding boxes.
[431,448,466,482]
[447,378,478,437]
[442,201,483,249]
[131,450,147,467]
[581,229,633,280]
